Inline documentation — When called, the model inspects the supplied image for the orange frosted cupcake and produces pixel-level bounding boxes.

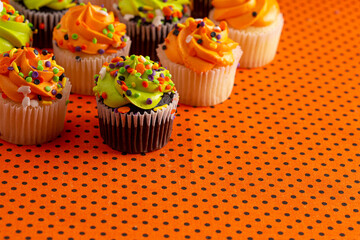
[157,17,242,106]
[52,2,131,95]
[209,0,284,68]
[0,47,72,145]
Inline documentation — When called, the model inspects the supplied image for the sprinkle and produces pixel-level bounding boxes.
[126,90,132,96]
[117,107,130,114]
[53,76,59,82]
[101,92,107,99]
[34,79,40,85]
[53,68,59,74]
[19,72,24,78]
[162,45,167,50]
[99,67,107,79]
[56,94,63,99]
[131,82,136,88]
[142,81,149,88]
[119,67,126,74]
[56,24,61,29]
[197,39,203,44]
[216,34,222,40]
[42,101,52,105]
[92,38,97,44]
[193,34,201,39]
[108,24,115,32]
[154,104,168,112]
[148,75,154,81]
[72,33,79,40]
[252,11,257,17]
[186,35,193,43]
[209,43,218,49]
[107,32,113,38]
[98,49,105,54]
[44,61,51,68]
[134,93,140,98]
[146,98,152,105]
[51,89,57,95]
[32,71,39,78]
[42,50,48,55]
[44,86,51,92]
[25,77,32,82]
[103,28,108,35]
[173,29,180,36]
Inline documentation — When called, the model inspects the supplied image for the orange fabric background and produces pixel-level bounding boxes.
[1,0,360,239]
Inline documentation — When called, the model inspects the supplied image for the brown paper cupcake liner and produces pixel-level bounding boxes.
[209,11,284,68]
[52,39,131,95]
[0,81,72,145]
[10,0,67,49]
[96,92,179,153]
[157,46,242,106]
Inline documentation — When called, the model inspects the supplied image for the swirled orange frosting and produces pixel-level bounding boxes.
[212,0,280,30]
[0,48,66,103]
[53,3,127,55]
[163,17,238,73]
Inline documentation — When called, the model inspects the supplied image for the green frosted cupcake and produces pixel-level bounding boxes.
[93,55,179,153]
[0,1,34,53]
[10,0,76,48]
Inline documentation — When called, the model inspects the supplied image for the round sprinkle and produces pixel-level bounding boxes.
[45,61,51,68]
[119,67,126,74]
[25,77,32,82]
[32,71,39,78]
[98,49,105,54]
[37,65,44,71]
[146,98,152,105]
[210,32,216,37]
[134,93,140,98]
[44,86,51,92]
[108,24,115,32]
[197,39,203,44]
[103,29,108,35]
[130,55,136,60]
[142,81,149,88]
[72,33,79,40]
[126,90,132,96]
[146,69,152,75]
[56,94,62,99]
[135,72,141,77]
[34,79,40,85]
[53,68,59,74]
[92,38,97,44]
[107,33,113,38]
[252,11,257,17]
[42,50,48,55]
[51,89,57,95]
[162,45,167,50]
[19,72,24,78]
[53,76,59,82]
[33,49,39,55]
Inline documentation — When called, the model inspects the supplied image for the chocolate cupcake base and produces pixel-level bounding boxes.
[191,0,213,19]
[96,93,179,154]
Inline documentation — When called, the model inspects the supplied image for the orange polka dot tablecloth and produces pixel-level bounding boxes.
[1,0,360,239]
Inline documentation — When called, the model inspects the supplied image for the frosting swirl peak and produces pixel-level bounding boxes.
[53,3,128,55]
[163,17,239,73]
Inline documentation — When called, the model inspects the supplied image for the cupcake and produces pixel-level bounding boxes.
[157,17,242,107]
[115,0,190,61]
[209,0,284,68]
[0,0,35,53]
[80,0,115,13]
[9,0,76,49]
[191,0,212,19]
[0,47,72,145]
[93,55,179,153]
[52,2,131,95]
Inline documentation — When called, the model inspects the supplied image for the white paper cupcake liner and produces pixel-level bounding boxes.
[114,5,188,61]
[157,46,242,106]
[80,0,116,12]
[52,39,131,95]
[10,0,67,49]
[0,81,72,145]
[96,92,179,153]
[209,10,284,68]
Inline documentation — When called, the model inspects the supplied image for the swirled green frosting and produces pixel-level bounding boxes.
[118,0,190,24]
[93,55,176,110]
[0,2,33,53]
[16,0,75,10]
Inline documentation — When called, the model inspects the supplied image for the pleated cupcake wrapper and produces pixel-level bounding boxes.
[157,46,242,107]
[114,6,188,61]
[96,92,179,154]
[10,0,67,49]
[191,0,213,19]
[0,81,72,145]
[80,0,116,13]
[209,11,284,68]
[53,39,131,95]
